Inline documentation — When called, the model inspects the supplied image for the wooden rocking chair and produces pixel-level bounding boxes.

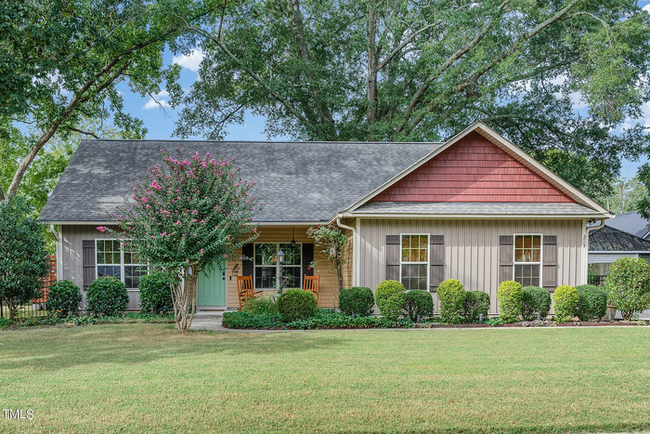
[237,275,263,311]
[303,275,320,304]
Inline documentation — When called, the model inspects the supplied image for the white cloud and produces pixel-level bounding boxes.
[569,92,587,110]
[643,4,650,12]
[173,49,204,72]
[142,90,170,110]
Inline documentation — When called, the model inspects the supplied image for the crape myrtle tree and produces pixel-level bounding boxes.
[0,196,49,320]
[176,0,650,203]
[101,151,261,331]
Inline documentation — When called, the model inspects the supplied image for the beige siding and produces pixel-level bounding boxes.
[59,225,141,310]
[225,226,351,309]
[358,219,585,314]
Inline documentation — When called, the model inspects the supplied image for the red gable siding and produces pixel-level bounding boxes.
[371,132,574,203]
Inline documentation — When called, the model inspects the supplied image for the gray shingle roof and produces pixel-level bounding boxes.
[605,211,650,238]
[349,201,605,216]
[589,225,650,252]
[39,140,441,223]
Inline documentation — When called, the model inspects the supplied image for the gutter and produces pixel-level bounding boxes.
[49,224,59,242]
[334,216,359,287]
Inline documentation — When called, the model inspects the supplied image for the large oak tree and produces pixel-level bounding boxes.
[177,0,650,201]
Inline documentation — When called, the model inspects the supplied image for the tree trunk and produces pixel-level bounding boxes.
[170,265,198,331]
[366,3,378,135]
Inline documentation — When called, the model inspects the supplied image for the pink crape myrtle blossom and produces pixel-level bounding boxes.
[100,150,261,332]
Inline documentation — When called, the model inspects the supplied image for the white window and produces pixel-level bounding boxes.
[96,239,148,291]
[254,243,302,289]
[400,234,429,291]
[513,234,542,287]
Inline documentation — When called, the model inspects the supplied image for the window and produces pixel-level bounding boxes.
[514,234,541,287]
[400,234,429,291]
[96,239,148,290]
[254,243,302,289]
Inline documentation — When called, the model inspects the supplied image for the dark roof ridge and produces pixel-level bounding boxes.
[79,138,443,145]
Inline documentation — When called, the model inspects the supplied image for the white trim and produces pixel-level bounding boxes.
[341,213,609,219]
[399,233,430,291]
[95,238,147,290]
[512,234,543,287]
[48,220,326,226]
[355,218,361,287]
[334,217,358,288]
[589,250,650,254]
[342,121,612,217]
[253,242,303,290]
[55,224,62,281]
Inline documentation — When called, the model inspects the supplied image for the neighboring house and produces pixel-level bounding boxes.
[588,225,650,285]
[39,122,611,314]
[604,211,650,239]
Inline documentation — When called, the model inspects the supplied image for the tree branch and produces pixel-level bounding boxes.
[65,126,102,139]
[376,20,442,72]
[396,0,511,134]
[5,29,177,197]
[187,26,316,137]
[402,0,582,135]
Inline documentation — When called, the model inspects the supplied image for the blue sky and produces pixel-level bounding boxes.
[117,3,650,177]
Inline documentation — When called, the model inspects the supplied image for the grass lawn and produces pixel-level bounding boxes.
[1,325,650,433]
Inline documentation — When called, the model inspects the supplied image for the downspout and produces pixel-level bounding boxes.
[49,224,61,281]
[582,218,608,284]
[335,216,358,287]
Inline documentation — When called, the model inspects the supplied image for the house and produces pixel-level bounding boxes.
[604,211,650,239]
[588,225,650,285]
[39,122,611,314]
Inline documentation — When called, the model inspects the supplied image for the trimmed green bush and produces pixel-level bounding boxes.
[461,291,490,324]
[138,272,173,315]
[243,295,279,316]
[277,289,317,322]
[497,281,523,323]
[45,280,82,316]
[576,284,608,322]
[404,290,434,321]
[375,280,406,321]
[604,257,650,321]
[86,277,129,317]
[553,285,579,322]
[437,279,466,324]
[520,286,552,321]
[339,286,375,317]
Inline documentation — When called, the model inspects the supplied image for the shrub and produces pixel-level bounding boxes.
[0,196,50,320]
[520,286,552,321]
[45,280,82,316]
[86,277,129,317]
[604,257,650,321]
[576,284,608,322]
[497,281,523,323]
[138,272,173,315]
[375,280,406,321]
[243,295,279,316]
[339,286,375,317]
[553,285,579,322]
[404,290,434,321]
[277,289,317,322]
[461,291,490,324]
[437,279,466,324]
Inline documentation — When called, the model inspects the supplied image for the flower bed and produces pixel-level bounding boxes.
[223,310,414,330]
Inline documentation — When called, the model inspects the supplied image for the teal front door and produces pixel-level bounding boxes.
[198,261,226,307]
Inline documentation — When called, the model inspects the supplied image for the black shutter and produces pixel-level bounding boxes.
[386,235,400,281]
[499,235,514,283]
[429,235,444,292]
[241,244,254,277]
[542,235,557,290]
[302,244,314,277]
[82,240,96,291]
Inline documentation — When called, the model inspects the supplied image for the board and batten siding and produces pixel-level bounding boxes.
[357,219,584,314]
[59,225,141,310]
